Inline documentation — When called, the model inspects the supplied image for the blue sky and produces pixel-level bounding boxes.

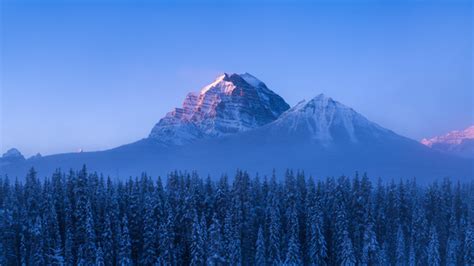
[1,0,472,156]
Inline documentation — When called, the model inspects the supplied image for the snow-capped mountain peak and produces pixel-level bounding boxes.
[421,125,474,158]
[270,94,391,144]
[421,125,474,147]
[149,73,290,144]
[200,73,235,95]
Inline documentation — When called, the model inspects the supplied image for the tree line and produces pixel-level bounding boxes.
[0,166,473,265]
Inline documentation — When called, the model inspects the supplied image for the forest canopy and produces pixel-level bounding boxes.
[0,166,473,265]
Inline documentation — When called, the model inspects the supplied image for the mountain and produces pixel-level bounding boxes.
[149,73,290,145]
[421,125,474,158]
[1,73,472,182]
[0,148,25,167]
[265,94,397,144]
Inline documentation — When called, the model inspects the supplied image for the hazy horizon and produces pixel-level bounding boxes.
[2,0,473,157]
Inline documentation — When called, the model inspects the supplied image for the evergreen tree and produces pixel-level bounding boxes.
[19,231,27,266]
[334,187,355,266]
[83,200,97,264]
[464,225,473,265]
[74,165,94,259]
[407,240,416,266]
[76,246,86,266]
[395,225,406,265]
[128,179,143,263]
[427,225,441,266]
[255,226,266,266]
[29,216,45,266]
[96,246,105,266]
[141,192,156,265]
[361,221,378,265]
[101,212,114,266]
[285,204,301,265]
[157,204,175,265]
[445,235,458,266]
[266,175,281,265]
[307,189,327,265]
[207,213,225,265]
[190,210,205,265]
[224,210,241,265]
[119,216,132,266]
[412,203,429,264]
[64,219,74,265]
[378,243,389,265]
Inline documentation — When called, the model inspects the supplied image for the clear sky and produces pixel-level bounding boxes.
[1,0,473,157]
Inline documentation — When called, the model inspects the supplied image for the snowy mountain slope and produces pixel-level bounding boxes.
[149,73,290,145]
[421,125,474,158]
[264,94,397,144]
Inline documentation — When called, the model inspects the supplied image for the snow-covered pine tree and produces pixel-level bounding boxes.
[395,225,406,265]
[334,186,356,266]
[361,221,379,265]
[19,231,27,266]
[200,214,208,261]
[119,216,132,266]
[224,209,241,265]
[295,171,307,262]
[285,207,302,265]
[96,246,105,266]
[307,196,327,266]
[0,242,6,266]
[83,200,97,264]
[141,191,156,265]
[29,216,45,266]
[407,236,416,266]
[190,210,205,265]
[128,178,143,263]
[377,243,389,265]
[63,200,74,266]
[25,168,41,225]
[43,193,64,265]
[464,225,473,265]
[101,212,114,266]
[76,246,86,266]
[207,213,225,265]
[74,165,92,256]
[445,234,458,266]
[266,174,281,265]
[0,201,15,264]
[255,226,266,266]
[427,225,441,266]
[157,203,175,265]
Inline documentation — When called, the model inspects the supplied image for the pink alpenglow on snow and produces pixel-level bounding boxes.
[421,125,474,158]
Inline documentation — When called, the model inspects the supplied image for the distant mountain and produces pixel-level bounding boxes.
[1,73,472,182]
[421,125,474,158]
[149,73,289,145]
[0,148,25,167]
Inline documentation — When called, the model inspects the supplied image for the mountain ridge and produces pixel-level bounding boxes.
[421,125,474,158]
[1,73,472,182]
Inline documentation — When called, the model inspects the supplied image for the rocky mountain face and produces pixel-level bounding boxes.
[149,73,290,145]
[421,125,474,158]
